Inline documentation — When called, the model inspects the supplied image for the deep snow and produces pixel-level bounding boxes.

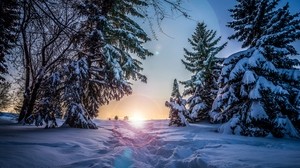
[0,113,300,168]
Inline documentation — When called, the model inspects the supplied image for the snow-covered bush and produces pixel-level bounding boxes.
[61,58,97,129]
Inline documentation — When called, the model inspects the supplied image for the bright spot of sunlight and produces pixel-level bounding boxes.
[130,112,145,128]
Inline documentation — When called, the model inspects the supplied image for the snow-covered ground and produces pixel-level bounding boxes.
[0,113,300,168]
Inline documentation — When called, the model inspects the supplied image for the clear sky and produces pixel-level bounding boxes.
[99,0,300,120]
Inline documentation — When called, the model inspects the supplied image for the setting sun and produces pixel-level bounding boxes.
[100,94,165,120]
[129,112,146,128]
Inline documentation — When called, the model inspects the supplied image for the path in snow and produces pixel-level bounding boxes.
[60,120,210,168]
[100,121,171,167]
[97,121,210,168]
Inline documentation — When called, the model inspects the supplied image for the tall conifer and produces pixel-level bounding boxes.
[182,22,226,122]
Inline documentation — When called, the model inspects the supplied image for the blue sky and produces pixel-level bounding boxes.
[99,0,300,120]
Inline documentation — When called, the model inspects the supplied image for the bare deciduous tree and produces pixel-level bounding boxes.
[18,0,78,123]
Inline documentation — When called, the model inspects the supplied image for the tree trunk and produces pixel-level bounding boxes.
[18,73,43,123]
[18,90,30,123]
[24,78,42,123]
[18,0,32,123]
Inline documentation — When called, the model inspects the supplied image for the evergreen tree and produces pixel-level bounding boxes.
[59,0,153,128]
[227,0,280,48]
[211,0,300,138]
[0,0,19,81]
[165,79,188,127]
[181,22,226,122]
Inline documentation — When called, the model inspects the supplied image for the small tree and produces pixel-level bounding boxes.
[165,79,188,127]
[114,115,119,121]
[124,116,129,121]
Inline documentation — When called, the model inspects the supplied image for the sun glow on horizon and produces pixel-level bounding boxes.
[99,94,167,120]
[129,112,146,128]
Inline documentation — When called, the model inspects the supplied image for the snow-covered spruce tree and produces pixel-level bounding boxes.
[181,22,226,122]
[211,0,300,138]
[165,79,189,127]
[61,0,152,128]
